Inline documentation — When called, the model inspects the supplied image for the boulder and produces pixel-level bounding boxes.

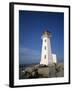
[38,67,49,77]
[25,67,34,73]
[56,70,64,77]
[32,71,36,77]
[48,66,56,77]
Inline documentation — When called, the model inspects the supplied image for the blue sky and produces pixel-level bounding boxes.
[19,10,64,64]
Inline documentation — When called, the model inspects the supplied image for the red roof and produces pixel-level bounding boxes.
[42,31,51,35]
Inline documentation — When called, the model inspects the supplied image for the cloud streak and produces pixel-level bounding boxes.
[19,47,40,64]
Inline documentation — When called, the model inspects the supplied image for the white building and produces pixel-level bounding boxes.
[40,31,57,65]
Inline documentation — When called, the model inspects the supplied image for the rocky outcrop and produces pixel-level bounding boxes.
[19,63,64,79]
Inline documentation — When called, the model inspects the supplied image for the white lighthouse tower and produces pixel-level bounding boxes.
[40,31,53,65]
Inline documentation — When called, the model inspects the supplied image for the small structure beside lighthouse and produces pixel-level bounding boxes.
[40,31,57,65]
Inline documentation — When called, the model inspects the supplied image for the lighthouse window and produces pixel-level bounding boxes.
[45,46,46,50]
[45,39,46,42]
[44,55,46,59]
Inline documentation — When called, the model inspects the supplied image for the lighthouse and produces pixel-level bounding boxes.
[40,31,53,65]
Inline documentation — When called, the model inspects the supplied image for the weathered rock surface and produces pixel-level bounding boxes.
[19,63,64,79]
[38,67,49,77]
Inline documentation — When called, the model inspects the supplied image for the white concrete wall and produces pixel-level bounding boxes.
[47,37,53,64]
[40,37,48,65]
[40,36,53,65]
[52,54,57,63]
